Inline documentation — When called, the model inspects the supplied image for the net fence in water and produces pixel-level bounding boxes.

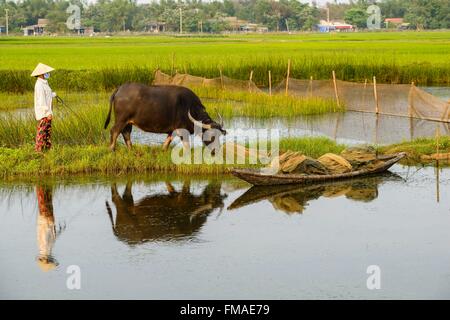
[154,70,261,93]
[153,70,450,123]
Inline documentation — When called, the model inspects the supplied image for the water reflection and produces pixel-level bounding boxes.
[35,184,64,272]
[228,173,403,214]
[105,180,227,245]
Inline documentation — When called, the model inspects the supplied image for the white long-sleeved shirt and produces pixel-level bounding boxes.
[34,78,56,120]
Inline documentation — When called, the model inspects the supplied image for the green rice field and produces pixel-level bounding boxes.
[0,31,449,93]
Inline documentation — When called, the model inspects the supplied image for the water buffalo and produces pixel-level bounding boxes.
[105,180,226,245]
[104,83,226,151]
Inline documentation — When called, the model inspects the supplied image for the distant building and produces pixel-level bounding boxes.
[223,17,267,33]
[23,19,49,36]
[385,18,410,29]
[317,20,353,32]
[0,26,5,34]
[145,22,166,33]
[72,26,95,36]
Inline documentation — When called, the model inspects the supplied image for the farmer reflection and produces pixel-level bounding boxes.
[105,180,226,245]
[35,184,58,272]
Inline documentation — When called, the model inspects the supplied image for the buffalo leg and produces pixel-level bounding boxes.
[109,122,127,151]
[165,182,175,194]
[162,133,173,151]
[176,129,190,151]
[121,124,133,150]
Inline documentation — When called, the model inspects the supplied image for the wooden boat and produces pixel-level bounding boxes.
[231,152,406,186]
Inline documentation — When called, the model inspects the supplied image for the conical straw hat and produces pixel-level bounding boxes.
[31,63,55,77]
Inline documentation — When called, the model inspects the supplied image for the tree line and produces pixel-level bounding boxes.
[0,0,448,34]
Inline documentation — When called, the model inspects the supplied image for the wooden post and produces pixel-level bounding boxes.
[408,81,415,118]
[285,59,291,96]
[332,70,340,108]
[268,70,272,96]
[374,113,380,145]
[310,76,313,97]
[436,125,440,203]
[373,76,379,114]
[249,70,253,92]
[362,78,368,110]
[436,125,440,156]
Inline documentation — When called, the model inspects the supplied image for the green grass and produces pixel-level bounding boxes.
[0,31,449,93]
[0,137,344,177]
[380,136,450,162]
[1,137,447,178]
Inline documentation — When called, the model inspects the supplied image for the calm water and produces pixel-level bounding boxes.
[131,111,449,147]
[1,165,449,299]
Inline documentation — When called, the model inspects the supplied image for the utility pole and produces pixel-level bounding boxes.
[179,7,182,34]
[326,6,330,23]
[5,9,9,36]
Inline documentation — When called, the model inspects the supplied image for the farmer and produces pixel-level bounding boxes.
[31,63,57,152]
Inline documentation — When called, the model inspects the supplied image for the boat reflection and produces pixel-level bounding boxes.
[228,173,403,215]
[105,180,226,245]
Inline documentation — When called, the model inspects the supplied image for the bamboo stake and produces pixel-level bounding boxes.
[374,112,380,146]
[285,59,291,96]
[268,70,272,96]
[249,70,253,92]
[436,125,440,156]
[373,76,379,114]
[332,70,340,108]
[408,81,415,118]
[310,76,313,97]
[362,78,367,110]
[436,125,440,203]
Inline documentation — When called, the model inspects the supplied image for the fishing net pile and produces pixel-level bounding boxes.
[269,146,385,175]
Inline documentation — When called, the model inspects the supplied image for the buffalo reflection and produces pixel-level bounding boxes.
[105,180,226,245]
[228,174,403,215]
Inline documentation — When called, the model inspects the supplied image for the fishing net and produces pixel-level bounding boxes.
[274,78,449,122]
[153,70,262,93]
[153,70,449,123]
[317,153,352,174]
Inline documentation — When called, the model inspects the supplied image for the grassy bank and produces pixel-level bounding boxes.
[1,137,448,178]
[1,32,449,93]
[380,137,450,163]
